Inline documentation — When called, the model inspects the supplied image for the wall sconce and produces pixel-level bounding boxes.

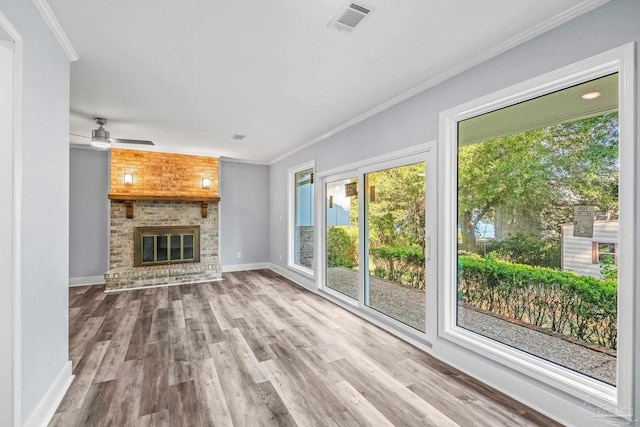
[202,178,211,189]
[124,173,133,185]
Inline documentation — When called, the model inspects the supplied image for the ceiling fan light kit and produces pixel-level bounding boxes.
[90,139,111,149]
[91,117,111,148]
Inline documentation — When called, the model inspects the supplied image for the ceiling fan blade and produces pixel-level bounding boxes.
[70,133,91,139]
[109,138,154,146]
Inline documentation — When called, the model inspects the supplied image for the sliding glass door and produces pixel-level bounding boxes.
[319,150,433,338]
[364,162,426,332]
[325,175,359,300]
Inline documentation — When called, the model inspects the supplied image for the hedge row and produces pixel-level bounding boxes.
[458,254,617,349]
[367,245,617,349]
[369,246,425,289]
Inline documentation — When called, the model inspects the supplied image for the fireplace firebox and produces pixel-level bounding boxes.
[134,225,200,267]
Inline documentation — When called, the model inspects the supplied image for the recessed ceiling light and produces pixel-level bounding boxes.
[231,134,246,140]
[581,91,601,100]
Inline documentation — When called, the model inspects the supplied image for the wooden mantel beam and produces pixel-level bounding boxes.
[124,201,134,219]
[108,194,220,219]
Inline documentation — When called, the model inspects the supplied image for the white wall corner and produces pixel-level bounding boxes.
[31,0,79,62]
[221,263,271,273]
[24,361,73,427]
[69,275,105,287]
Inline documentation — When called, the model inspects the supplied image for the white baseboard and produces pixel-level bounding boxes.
[69,275,104,287]
[24,361,73,427]
[222,262,270,273]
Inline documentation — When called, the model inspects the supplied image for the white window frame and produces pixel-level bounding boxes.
[287,160,315,278]
[317,169,361,306]
[438,43,635,415]
[593,242,617,265]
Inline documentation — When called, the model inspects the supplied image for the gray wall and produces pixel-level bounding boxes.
[69,148,109,279]
[220,160,270,267]
[0,0,71,423]
[268,1,640,425]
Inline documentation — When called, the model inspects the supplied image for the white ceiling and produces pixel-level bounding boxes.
[50,0,603,163]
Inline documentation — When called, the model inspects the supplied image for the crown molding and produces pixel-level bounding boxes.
[0,9,21,42]
[219,156,270,166]
[32,0,79,62]
[268,0,610,165]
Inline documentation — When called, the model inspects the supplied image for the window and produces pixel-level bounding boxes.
[439,44,635,413]
[457,77,619,385]
[288,161,315,276]
[593,242,617,264]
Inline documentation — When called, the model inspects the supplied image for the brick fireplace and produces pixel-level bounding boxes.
[104,149,222,290]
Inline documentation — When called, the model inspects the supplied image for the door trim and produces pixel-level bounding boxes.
[0,9,23,427]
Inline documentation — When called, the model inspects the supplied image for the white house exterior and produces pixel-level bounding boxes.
[561,220,618,279]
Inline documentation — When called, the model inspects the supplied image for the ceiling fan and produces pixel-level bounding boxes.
[72,117,154,149]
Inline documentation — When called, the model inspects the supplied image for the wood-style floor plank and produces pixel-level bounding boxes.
[56,340,110,413]
[191,358,234,427]
[103,359,145,426]
[93,299,141,383]
[139,341,169,416]
[52,269,561,427]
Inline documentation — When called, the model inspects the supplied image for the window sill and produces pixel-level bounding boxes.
[438,325,620,411]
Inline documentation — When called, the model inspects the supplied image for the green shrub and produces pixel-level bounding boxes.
[458,254,617,349]
[369,245,425,289]
[327,226,357,268]
[480,233,561,269]
[600,257,618,284]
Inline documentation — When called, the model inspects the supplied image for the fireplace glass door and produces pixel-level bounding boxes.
[135,226,200,266]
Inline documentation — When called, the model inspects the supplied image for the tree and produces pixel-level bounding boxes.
[543,113,619,222]
[458,112,619,253]
[366,163,425,249]
[458,130,552,251]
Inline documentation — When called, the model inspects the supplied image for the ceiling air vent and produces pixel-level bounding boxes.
[328,2,373,33]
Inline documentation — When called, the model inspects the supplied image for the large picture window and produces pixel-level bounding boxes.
[288,162,315,275]
[439,44,635,413]
[457,74,619,385]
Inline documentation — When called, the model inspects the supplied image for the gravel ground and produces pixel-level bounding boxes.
[327,267,426,331]
[327,267,616,385]
[458,308,616,385]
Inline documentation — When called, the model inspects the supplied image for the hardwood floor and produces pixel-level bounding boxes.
[52,269,560,426]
